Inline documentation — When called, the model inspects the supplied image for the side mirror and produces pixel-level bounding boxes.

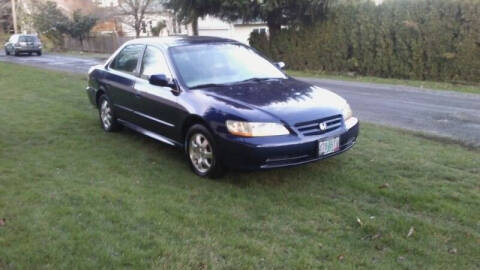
[149,74,169,87]
[149,74,178,91]
[275,61,286,70]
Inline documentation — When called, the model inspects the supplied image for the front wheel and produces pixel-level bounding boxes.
[5,49,9,56]
[98,95,121,132]
[186,124,224,178]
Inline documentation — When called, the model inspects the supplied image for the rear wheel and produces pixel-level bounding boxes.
[37,51,42,56]
[5,49,9,56]
[98,95,121,132]
[186,124,224,178]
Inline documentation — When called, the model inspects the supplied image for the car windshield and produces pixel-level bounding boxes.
[169,43,287,88]
[18,36,38,42]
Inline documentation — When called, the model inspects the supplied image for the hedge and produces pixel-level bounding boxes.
[250,0,480,84]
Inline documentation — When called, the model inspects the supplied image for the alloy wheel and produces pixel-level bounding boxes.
[100,100,113,130]
[189,133,214,174]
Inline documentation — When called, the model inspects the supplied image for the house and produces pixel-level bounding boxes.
[92,0,192,37]
[16,0,267,45]
[18,0,95,16]
[198,16,268,45]
[49,0,96,14]
[93,0,267,44]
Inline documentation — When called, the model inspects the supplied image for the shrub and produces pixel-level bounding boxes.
[250,0,480,83]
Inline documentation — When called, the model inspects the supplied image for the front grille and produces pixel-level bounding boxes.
[294,115,343,136]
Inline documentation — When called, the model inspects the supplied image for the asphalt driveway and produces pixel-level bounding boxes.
[0,51,103,73]
[1,52,479,147]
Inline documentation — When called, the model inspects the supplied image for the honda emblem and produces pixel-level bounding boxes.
[319,122,327,131]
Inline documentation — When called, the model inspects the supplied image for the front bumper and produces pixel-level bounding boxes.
[218,118,359,170]
[86,86,97,107]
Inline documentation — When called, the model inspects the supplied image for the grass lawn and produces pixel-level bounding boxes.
[0,62,479,269]
[288,70,480,95]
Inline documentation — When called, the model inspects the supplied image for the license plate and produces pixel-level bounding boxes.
[318,137,340,156]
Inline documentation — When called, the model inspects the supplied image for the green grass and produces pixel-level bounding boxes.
[1,62,479,269]
[288,70,480,95]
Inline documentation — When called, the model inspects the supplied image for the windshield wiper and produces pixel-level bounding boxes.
[235,77,281,84]
[189,83,232,90]
[189,77,282,89]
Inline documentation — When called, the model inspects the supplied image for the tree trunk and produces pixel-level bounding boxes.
[192,16,199,36]
[11,0,17,34]
[267,20,282,40]
[135,20,141,38]
[135,26,140,38]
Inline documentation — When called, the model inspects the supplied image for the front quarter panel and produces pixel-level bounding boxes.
[86,65,107,107]
[177,90,283,145]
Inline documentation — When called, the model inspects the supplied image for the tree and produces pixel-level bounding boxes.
[32,2,97,49]
[118,0,154,38]
[0,0,12,33]
[32,1,70,47]
[165,0,220,36]
[65,11,98,43]
[165,0,331,38]
[220,0,332,38]
[151,21,166,36]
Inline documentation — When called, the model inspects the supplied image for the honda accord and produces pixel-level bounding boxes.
[86,36,359,177]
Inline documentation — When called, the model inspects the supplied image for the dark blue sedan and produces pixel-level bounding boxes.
[86,36,359,177]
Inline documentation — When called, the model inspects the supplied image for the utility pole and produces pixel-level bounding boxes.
[11,0,18,33]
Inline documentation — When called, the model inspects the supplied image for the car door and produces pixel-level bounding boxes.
[102,44,145,123]
[134,46,186,140]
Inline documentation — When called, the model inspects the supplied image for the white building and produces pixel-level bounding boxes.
[93,0,192,37]
[198,16,268,45]
[93,0,268,44]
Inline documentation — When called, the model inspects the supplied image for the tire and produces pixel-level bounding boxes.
[14,50,19,56]
[5,50,9,56]
[98,95,121,132]
[185,124,224,178]
[37,51,42,56]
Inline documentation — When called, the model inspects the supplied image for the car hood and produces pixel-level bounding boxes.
[199,78,347,125]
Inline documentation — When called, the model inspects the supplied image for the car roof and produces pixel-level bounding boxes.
[124,36,242,49]
[13,34,36,36]
[11,34,38,38]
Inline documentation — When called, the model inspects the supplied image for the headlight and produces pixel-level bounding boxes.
[226,120,290,137]
[342,102,353,120]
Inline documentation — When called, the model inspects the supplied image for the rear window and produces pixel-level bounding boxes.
[18,36,39,42]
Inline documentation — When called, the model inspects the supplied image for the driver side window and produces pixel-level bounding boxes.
[140,46,171,79]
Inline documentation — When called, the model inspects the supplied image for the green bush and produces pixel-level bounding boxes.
[250,0,480,83]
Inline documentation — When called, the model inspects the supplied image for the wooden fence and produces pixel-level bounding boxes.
[63,35,134,54]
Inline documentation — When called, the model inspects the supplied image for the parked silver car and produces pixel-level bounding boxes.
[4,34,42,56]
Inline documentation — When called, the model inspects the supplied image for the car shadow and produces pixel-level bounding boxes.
[11,54,41,57]
[102,122,343,191]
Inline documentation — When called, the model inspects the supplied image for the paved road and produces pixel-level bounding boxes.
[302,78,480,147]
[0,51,103,73]
[1,52,479,147]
